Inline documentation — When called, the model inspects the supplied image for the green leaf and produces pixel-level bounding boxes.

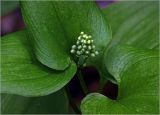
[81,1,159,113]
[52,1,111,55]
[102,1,159,50]
[81,45,159,114]
[1,89,69,114]
[1,30,77,96]
[99,1,159,83]
[21,1,112,69]
[105,45,158,82]
[21,1,71,70]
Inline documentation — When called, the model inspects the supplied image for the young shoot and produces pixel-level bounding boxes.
[70,31,99,67]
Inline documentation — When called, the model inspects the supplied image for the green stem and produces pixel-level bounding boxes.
[77,69,88,95]
[98,75,107,93]
[65,86,81,114]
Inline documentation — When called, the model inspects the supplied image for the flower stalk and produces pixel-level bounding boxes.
[70,32,99,66]
[70,32,99,95]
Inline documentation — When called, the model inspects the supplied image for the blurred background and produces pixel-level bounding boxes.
[1,1,24,36]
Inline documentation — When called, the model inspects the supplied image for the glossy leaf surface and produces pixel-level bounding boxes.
[21,1,71,70]
[102,1,159,50]
[21,1,111,69]
[81,1,159,114]
[99,1,159,82]
[1,30,76,96]
[81,46,159,114]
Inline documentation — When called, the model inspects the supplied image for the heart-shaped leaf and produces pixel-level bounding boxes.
[1,30,76,96]
[21,1,112,69]
[1,89,68,114]
[21,1,71,70]
[81,45,159,114]
[102,1,159,50]
[105,45,158,82]
[81,1,159,114]
[99,1,158,83]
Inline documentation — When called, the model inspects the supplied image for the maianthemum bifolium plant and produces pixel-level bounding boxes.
[1,1,159,114]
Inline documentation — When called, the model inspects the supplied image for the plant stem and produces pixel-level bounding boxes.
[65,86,81,114]
[98,73,107,93]
[77,69,88,95]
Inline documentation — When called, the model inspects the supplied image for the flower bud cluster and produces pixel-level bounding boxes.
[70,32,99,58]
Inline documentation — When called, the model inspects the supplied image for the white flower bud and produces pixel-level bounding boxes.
[81,49,85,52]
[95,51,99,55]
[86,36,89,39]
[83,45,87,48]
[91,40,94,43]
[71,32,98,59]
[81,39,84,43]
[80,32,84,34]
[85,51,89,54]
[72,45,76,49]
[78,45,82,49]
[77,51,81,55]
[83,40,86,44]
[78,36,81,40]
[88,35,92,38]
[87,40,91,44]
[91,53,95,57]
[92,45,95,49]
[77,41,80,45]
[71,49,75,53]
[83,35,86,38]
[88,46,92,50]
